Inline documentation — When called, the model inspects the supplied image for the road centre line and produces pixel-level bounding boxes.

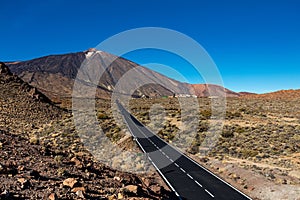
[205,189,215,198]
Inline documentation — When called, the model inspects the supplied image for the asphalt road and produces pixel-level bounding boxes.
[117,102,252,200]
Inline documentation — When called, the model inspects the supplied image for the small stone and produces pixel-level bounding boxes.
[17,165,25,171]
[0,190,9,197]
[29,136,39,145]
[17,178,27,184]
[86,162,92,167]
[124,185,138,194]
[48,193,57,200]
[63,178,78,188]
[113,176,121,181]
[108,194,116,200]
[76,190,85,198]
[17,178,29,189]
[71,187,85,193]
[71,157,83,168]
[117,193,124,199]
[51,133,60,137]
[149,184,162,194]
[142,177,151,187]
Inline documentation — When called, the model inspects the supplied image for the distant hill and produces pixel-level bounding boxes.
[241,89,300,99]
[238,92,257,96]
[192,84,239,97]
[6,49,239,102]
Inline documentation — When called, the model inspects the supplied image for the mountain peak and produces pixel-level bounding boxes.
[84,48,104,58]
[6,51,238,103]
[86,48,97,52]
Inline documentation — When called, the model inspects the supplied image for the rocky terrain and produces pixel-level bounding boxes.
[0,63,174,199]
[0,62,61,134]
[58,93,300,200]
[126,96,300,200]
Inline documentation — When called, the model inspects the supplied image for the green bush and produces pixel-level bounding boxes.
[200,110,212,119]
[241,149,258,158]
[226,111,242,119]
[97,113,110,119]
[221,129,234,138]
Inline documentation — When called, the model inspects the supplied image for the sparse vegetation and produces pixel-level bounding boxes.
[127,96,300,197]
[97,112,110,119]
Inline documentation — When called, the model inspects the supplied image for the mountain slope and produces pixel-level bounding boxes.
[6,49,239,102]
[0,63,173,199]
[0,62,61,133]
[192,84,239,97]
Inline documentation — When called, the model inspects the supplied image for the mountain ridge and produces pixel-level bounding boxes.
[6,49,240,102]
[241,89,300,99]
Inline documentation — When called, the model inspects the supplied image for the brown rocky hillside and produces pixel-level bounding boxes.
[0,62,173,199]
[0,62,61,133]
[192,84,239,97]
[242,89,300,100]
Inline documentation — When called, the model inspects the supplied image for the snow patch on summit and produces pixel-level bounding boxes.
[85,48,103,58]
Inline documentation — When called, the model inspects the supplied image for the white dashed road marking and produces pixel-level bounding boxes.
[180,168,186,173]
[195,180,203,187]
[117,104,253,200]
[187,174,194,180]
[205,189,215,198]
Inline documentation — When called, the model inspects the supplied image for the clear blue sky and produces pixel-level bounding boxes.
[1,0,299,93]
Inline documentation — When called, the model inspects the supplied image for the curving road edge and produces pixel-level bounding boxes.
[117,101,252,200]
